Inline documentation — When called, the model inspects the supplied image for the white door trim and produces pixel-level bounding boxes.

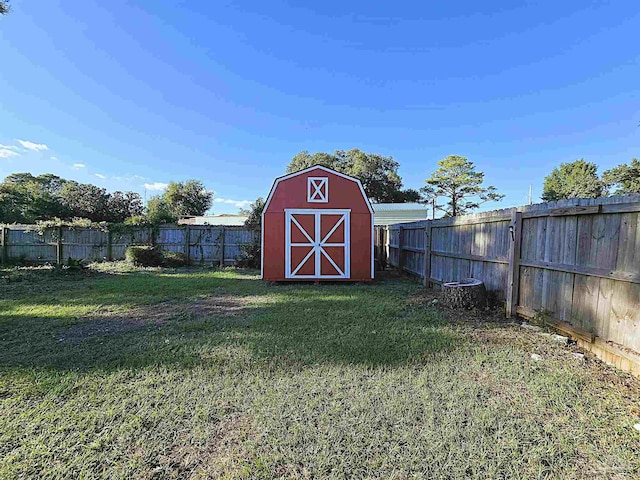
[285,209,350,279]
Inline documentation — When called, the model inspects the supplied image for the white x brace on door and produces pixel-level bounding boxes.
[285,209,350,279]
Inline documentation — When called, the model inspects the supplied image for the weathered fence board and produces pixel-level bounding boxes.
[1,225,259,267]
[376,194,640,377]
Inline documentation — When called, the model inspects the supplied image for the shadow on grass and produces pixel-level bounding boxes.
[0,270,460,373]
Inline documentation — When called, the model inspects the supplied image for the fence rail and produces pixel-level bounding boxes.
[0,225,258,267]
[376,194,640,377]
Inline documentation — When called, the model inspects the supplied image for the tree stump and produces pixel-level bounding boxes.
[441,278,487,309]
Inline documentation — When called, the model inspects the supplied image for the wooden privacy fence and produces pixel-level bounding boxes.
[376,194,640,377]
[0,225,259,267]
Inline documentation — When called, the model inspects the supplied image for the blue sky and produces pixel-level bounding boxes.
[1,1,638,214]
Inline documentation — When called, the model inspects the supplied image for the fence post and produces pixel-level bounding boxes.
[398,226,404,272]
[384,226,389,266]
[56,227,64,266]
[1,227,8,265]
[106,229,113,262]
[423,221,432,286]
[506,211,523,318]
[219,226,226,268]
[373,226,379,267]
[184,225,190,265]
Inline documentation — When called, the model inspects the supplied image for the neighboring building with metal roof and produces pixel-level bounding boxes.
[371,203,429,226]
[179,205,429,227]
[178,214,248,226]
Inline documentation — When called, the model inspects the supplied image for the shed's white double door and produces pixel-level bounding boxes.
[285,209,350,279]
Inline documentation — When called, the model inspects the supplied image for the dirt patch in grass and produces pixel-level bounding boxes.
[189,296,249,317]
[56,296,250,343]
[273,462,311,479]
[130,296,251,322]
[156,414,255,480]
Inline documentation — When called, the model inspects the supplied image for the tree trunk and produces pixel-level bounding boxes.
[441,278,487,310]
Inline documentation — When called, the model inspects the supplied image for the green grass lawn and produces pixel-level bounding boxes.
[1,265,639,479]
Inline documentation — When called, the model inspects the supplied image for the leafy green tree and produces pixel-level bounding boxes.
[0,1,10,15]
[241,197,265,230]
[602,158,640,195]
[0,183,27,223]
[0,173,147,224]
[0,173,69,223]
[146,196,177,224]
[59,181,110,221]
[393,188,421,203]
[421,155,504,217]
[163,180,213,217]
[144,180,212,224]
[541,159,603,201]
[105,191,144,223]
[287,151,344,173]
[124,215,149,226]
[286,149,418,203]
[338,149,404,202]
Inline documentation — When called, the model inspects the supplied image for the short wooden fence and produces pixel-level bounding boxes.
[0,225,259,267]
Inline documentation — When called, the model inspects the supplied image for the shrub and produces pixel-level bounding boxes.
[125,246,163,267]
[66,257,87,271]
[237,239,261,269]
[123,215,149,226]
[124,246,188,268]
[4,255,32,267]
[162,251,188,268]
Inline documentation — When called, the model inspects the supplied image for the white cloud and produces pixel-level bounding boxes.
[73,163,86,169]
[17,139,49,151]
[0,148,20,158]
[51,156,59,161]
[0,143,20,151]
[113,174,147,182]
[95,173,107,179]
[144,182,169,191]
[0,143,21,158]
[214,198,252,209]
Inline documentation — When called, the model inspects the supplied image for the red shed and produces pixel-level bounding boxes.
[261,165,374,282]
